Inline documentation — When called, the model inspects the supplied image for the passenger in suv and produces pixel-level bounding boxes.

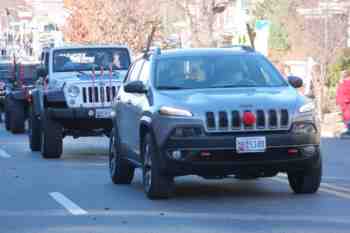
[109,47,321,199]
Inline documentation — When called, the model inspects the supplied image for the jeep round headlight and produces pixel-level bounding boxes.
[67,85,80,98]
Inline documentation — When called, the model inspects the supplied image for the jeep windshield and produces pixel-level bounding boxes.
[53,48,130,73]
[155,54,287,90]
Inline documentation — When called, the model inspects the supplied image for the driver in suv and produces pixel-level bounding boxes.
[109,47,321,199]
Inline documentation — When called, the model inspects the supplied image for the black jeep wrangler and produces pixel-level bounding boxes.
[3,58,38,133]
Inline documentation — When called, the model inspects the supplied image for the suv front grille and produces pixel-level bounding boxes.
[204,109,290,132]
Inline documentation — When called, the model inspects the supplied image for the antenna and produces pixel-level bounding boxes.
[143,25,157,58]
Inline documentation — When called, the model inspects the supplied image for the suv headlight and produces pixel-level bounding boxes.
[292,122,317,134]
[299,102,315,113]
[67,85,80,98]
[159,106,193,117]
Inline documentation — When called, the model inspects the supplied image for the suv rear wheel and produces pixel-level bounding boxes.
[288,153,322,194]
[28,106,41,151]
[109,129,134,184]
[142,133,174,199]
[41,113,63,159]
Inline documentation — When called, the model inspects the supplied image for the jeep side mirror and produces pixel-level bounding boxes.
[37,67,48,79]
[124,80,147,94]
[288,76,303,89]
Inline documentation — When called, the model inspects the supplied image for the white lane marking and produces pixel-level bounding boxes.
[321,183,350,194]
[0,148,11,158]
[49,192,87,215]
[273,177,350,200]
[279,173,350,182]
[1,210,350,224]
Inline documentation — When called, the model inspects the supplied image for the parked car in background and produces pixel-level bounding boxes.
[29,45,132,159]
[109,47,322,199]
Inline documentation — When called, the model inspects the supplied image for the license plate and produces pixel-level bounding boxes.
[236,136,266,154]
[95,108,112,119]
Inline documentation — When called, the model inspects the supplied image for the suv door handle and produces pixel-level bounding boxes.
[126,100,132,105]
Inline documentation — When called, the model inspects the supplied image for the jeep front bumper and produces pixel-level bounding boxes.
[47,107,113,130]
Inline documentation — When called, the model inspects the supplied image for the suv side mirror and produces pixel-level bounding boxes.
[124,80,147,94]
[37,67,48,79]
[288,76,303,89]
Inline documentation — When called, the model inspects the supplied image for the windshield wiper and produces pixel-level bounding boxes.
[210,84,260,88]
[157,86,188,90]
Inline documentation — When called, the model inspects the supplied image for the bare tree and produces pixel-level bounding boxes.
[64,0,163,52]
[175,0,229,47]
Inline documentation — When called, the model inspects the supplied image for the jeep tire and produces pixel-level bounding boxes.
[109,129,135,184]
[41,112,63,159]
[4,97,11,131]
[142,133,174,199]
[28,106,41,151]
[9,97,25,134]
[288,153,322,194]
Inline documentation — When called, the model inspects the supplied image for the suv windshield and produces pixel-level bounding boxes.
[155,54,287,89]
[53,48,130,73]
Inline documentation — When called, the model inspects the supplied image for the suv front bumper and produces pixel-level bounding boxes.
[152,115,321,177]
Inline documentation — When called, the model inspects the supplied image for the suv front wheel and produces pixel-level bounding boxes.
[109,129,135,184]
[41,112,63,159]
[142,133,174,199]
[288,153,322,194]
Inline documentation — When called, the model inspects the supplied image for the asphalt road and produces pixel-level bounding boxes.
[1,123,350,233]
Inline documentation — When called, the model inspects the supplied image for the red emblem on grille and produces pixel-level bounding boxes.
[243,112,256,126]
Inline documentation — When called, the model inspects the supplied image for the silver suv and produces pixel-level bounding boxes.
[109,47,321,199]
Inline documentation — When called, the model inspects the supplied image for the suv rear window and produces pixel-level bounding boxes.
[155,54,287,89]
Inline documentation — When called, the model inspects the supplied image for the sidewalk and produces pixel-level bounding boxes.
[321,112,347,138]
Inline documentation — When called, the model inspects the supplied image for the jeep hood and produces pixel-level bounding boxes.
[48,70,127,89]
[52,70,127,80]
[155,87,299,115]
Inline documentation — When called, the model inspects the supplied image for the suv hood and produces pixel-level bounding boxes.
[155,87,299,115]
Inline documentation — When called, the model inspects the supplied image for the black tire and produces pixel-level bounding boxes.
[4,97,11,131]
[142,133,174,199]
[41,112,63,159]
[9,97,25,134]
[28,106,41,151]
[109,129,135,184]
[288,154,322,194]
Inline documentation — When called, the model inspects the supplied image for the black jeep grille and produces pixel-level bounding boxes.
[204,109,290,132]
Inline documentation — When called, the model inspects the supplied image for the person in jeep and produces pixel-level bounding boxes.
[109,47,321,199]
